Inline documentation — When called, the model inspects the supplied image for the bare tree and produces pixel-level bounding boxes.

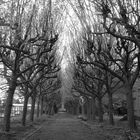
[0,0,60,131]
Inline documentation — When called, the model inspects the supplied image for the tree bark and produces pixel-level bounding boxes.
[37,95,40,118]
[30,96,36,122]
[98,97,103,122]
[73,106,75,115]
[126,86,136,130]
[108,92,114,125]
[50,105,54,115]
[4,75,17,132]
[87,100,91,120]
[45,102,48,114]
[91,97,96,120]
[76,103,80,115]
[81,104,85,116]
[40,96,44,115]
[22,95,29,126]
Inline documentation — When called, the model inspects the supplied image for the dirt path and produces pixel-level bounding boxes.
[28,113,105,140]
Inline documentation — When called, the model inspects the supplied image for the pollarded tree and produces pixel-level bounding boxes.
[73,61,106,122]
[0,0,59,131]
[72,0,140,129]
[71,0,140,129]
[88,0,140,130]
[80,24,139,130]
[84,31,123,125]
[28,62,59,122]
[19,30,59,125]
[42,78,61,115]
[0,1,41,131]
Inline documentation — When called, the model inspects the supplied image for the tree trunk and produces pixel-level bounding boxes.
[4,75,17,132]
[81,104,85,116]
[45,102,48,114]
[37,95,40,118]
[87,100,91,120]
[108,92,114,125]
[126,86,136,130]
[73,106,76,115]
[40,96,44,115]
[76,103,80,115]
[22,96,29,126]
[30,96,36,122]
[50,105,54,115]
[98,98,103,122]
[91,97,96,121]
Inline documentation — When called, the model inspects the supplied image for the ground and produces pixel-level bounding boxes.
[0,113,140,140]
[0,114,48,140]
[28,112,105,140]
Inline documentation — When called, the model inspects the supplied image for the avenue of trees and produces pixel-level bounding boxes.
[0,0,140,133]
[65,0,140,131]
[0,0,61,132]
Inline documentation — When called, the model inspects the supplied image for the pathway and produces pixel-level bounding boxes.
[28,112,105,140]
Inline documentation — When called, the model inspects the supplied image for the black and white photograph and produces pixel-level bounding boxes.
[0,0,140,140]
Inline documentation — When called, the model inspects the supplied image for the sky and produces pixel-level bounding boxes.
[55,0,96,102]
[55,0,83,101]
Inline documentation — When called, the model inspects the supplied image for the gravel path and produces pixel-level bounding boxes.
[28,113,105,140]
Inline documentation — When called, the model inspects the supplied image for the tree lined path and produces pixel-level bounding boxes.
[28,112,104,140]
[1,1,140,138]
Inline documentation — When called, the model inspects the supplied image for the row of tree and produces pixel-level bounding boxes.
[66,0,140,131]
[0,0,61,132]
